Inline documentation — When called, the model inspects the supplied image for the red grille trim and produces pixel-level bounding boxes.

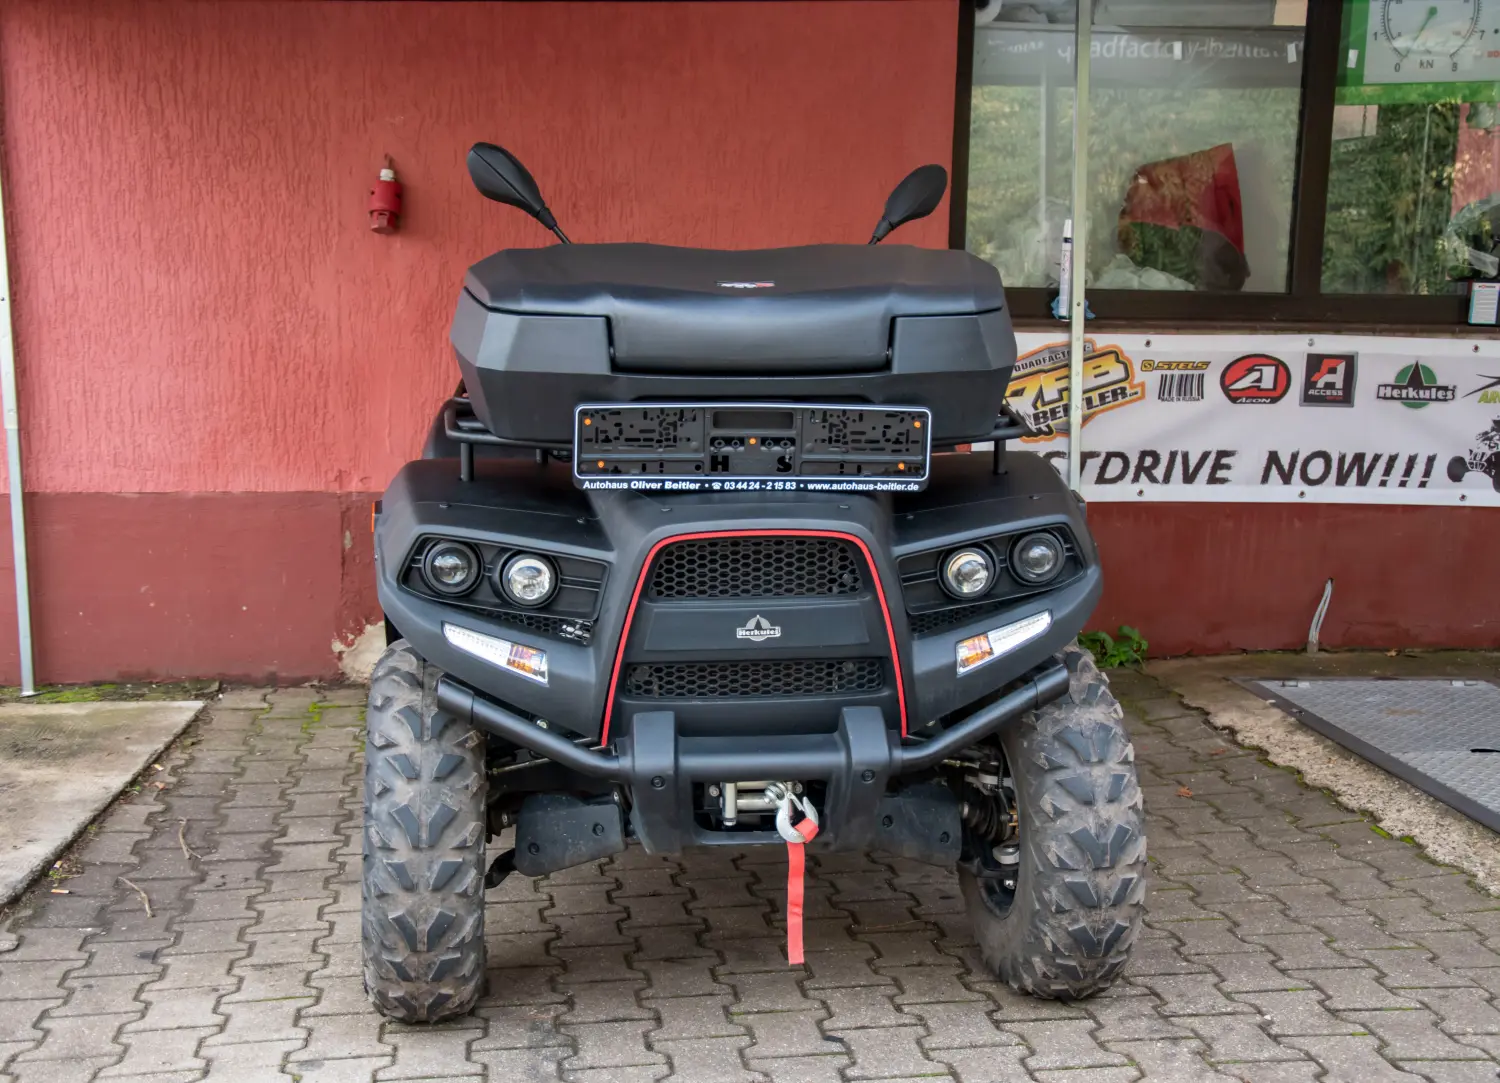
[601,530,908,743]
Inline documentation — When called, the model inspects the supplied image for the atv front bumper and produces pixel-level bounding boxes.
[436,661,1068,853]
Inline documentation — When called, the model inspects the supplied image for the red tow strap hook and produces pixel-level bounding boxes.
[774,788,822,966]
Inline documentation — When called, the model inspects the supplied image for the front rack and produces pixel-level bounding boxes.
[442,385,1038,483]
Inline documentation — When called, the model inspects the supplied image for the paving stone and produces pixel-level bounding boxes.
[9,1057,122,1083]
[727,971,820,1014]
[1103,1037,1235,1081]
[1218,1063,1323,1083]
[1133,974,1258,1016]
[1184,1015,1310,1063]
[561,1021,665,1070]
[882,966,984,1005]
[1249,933,1367,971]
[204,994,313,1046]
[1359,950,1481,990]
[903,1003,1019,1049]
[737,1008,835,1058]
[1409,988,1500,1036]
[831,1025,945,1079]
[375,1025,482,1078]
[554,977,653,1024]
[0,930,88,964]
[1290,968,1421,1010]
[1399,1061,1500,1083]
[649,995,743,1041]
[637,958,730,1000]
[801,950,891,991]
[18,1010,138,1062]
[715,938,791,974]
[1279,1034,1430,1082]
[742,1053,849,1083]
[199,1038,304,1073]
[654,1036,764,1082]
[51,975,155,1018]
[1027,1069,1141,1083]
[288,1010,391,1061]
[1232,990,1363,1036]
[1341,1008,1490,1060]
[0,963,75,1001]
[1002,1018,1131,1071]
[95,1025,214,1077]
[1085,989,1194,1042]
[473,966,565,1007]
[819,986,908,1030]
[467,1046,567,1080]
[147,949,245,990]
[1192,951,1302,994]
[124,985,228,1031]
[551,946,643,985]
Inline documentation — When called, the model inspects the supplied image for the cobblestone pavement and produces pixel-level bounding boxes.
[1,672,1498,1083]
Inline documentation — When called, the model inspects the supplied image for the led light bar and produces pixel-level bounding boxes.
[443,623,548,684]
[956,611,1052,675]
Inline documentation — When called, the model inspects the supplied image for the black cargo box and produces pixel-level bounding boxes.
[450,242,1016,446]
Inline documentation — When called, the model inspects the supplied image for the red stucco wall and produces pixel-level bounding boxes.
[0,0,959,681]
[0,0,958,495]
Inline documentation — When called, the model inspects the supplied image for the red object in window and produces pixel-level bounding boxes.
[368,163,403,233]
[1119,143,1250,290]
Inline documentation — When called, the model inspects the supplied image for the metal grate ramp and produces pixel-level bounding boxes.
[1241,678,1500,833]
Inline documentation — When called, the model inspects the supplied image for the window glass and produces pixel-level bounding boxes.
[967,1,1306,293]
[1323,0,1500,295]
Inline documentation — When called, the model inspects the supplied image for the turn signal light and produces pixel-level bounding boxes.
[443,623,548,684]
[956,611,1052,675]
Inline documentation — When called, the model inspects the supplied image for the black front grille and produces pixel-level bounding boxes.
[908,601,1008,636]
[479,609,592,644]
[649,537,863,599]
[624,658,884,699]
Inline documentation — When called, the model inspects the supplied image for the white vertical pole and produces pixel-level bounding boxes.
[0,148,36,695]
[1067,0,1092,491]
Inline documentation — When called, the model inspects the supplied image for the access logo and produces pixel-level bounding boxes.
[1221,354,1291,404]
[1300,353,1357,407]
[1005,339,1146,440]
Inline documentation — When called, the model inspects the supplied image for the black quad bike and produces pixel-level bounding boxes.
[363,143,1146,1022]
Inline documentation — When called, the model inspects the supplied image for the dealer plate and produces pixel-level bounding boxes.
[573,402,931,493]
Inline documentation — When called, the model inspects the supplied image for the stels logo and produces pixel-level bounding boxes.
[1221,354,1291,405]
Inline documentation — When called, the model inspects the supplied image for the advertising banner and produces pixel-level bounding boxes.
[1007,333,1500,506]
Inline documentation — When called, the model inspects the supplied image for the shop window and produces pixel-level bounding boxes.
[966,0,1307,293]
[956,0,1500,325]
[1323,1,1500,295]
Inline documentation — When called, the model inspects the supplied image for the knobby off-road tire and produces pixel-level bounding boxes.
[960,642,1146,998]
[362,641,487,1022]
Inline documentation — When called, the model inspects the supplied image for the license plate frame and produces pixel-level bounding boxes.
[572,402,932,493]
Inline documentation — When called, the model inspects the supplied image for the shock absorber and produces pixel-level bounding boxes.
[960,783,1016,844]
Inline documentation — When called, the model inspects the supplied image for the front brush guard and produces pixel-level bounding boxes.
[434,661,1069,853]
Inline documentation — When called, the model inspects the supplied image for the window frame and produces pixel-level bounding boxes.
[949,0,1478,328]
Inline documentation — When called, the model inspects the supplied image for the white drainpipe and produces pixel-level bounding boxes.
[1067,0,1093,491]
[0,144,36,695]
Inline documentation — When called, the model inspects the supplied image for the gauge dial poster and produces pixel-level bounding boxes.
[1341,0,1500,103]
[998,333,1500,507]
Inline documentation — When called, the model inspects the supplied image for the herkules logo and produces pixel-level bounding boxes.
[736,614,782,642]
[1377,363,1455,408]
[1005,339,1146,440]
[1221,354,1291,404]
[1301,353,1357,407]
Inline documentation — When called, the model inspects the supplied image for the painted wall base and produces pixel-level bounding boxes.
[0,493,1493,684]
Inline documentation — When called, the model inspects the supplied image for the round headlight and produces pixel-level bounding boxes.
[422,541,481,596]
[942,548,993,598]
[500,554,556,607]
[1010,532,1064,584]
